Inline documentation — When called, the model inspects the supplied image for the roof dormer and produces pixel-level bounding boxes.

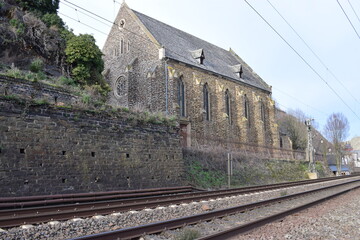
[191,49,205,64]
[230,64,243,79]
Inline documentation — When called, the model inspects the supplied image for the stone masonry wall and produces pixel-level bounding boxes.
[102,6,165,112]
[0,75,79,105]
[167,61,279,148]
[0,99,184,197]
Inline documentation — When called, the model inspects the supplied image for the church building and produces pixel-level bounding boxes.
[103,3,280,150]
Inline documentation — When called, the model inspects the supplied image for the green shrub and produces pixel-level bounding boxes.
[16,0,60,16]
[121,107,130,113]
[187,161,226,189]
[65,34,108,94]
[41,13,64,28]
[5,66,23,78]
[29,58,44,73]
[9,19,25,35]
[58,76,76,86]
[81,93,91,105]
[34,99,49,105]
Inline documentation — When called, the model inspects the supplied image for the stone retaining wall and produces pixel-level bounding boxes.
[0,98,184,196]
[0,75,79,105]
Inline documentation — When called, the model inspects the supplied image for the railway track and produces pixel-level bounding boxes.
[0,186,197,209]
[70,177,360,240]
[0,175,357,229]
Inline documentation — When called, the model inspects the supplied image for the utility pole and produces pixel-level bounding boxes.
[227,153,233,189]
[305,119,315,173]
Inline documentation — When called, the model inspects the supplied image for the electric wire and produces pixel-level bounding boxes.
[336,0,360,39]
[58,12,108,35]
[267,0,360,106]
[272,87,329,116]
[60,0,338,120]
[61,1,112,28]
[244,0,360,121]
[347,0,360,25]
[59,12,160,60]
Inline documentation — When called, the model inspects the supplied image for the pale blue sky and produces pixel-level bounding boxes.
[59,0,360,141]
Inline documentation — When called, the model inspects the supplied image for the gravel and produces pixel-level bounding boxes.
[231,184,360,240]
[0,177,358,240]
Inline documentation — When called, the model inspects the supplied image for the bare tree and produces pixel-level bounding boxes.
[277,108,308,150]
[324,113,350,175]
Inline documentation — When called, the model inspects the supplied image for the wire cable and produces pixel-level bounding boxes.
[244,0,360,121]
[347,0,360,26]
[336,0,360,39]
[267,0,360,106]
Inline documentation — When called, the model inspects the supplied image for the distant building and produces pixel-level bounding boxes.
[102,3,282,150]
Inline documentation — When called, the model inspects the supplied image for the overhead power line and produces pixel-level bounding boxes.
[273,87,329,117]
[336,0,360,39]
[266,0,360,106]
[347,0,360,25]
[244,0,360,121]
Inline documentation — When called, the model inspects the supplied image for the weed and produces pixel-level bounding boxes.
[5,66,23,78]
[187,160,226,189]
[9,19,25,35]
[29,58,44,73]
[121,107,130,113]
[81,94,91,105]
[176,229,201,240]
[34,99,49,105]
[280,191,288,197]
[58,76,76,86]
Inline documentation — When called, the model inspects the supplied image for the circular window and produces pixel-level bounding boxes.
[118,19,126,29]
[115,76,126,98]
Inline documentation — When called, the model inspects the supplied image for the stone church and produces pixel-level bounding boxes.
[103,3,281,150]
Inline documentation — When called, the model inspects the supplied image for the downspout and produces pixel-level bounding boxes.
[164,57,169,115]
[159,46,168,114]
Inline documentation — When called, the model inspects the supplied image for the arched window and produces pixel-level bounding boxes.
[260,100,266,122]
[225,89,231,123]
[120,38,124,54]
[203,83,210,121]
[244,94,250,127]
[178,78,185,117]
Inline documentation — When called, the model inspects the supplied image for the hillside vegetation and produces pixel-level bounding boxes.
[0,0,109,97]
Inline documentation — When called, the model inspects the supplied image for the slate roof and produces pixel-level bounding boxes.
[132,10,271,92]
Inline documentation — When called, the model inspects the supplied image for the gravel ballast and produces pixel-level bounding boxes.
[231,184,360,240]
[0,177,358,240]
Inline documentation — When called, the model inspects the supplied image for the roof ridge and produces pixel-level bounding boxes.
[131,9,231,53]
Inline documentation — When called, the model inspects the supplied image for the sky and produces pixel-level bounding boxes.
[58,0,360,141]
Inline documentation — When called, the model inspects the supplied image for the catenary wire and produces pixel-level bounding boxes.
[347,0,360,25]
[61,1,112,28]
[60,0,335,120]
[244,0,360,121]
[267,0,360,106]
[336,0,360,39]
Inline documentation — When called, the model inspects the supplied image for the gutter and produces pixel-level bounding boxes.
[164,58,169,114]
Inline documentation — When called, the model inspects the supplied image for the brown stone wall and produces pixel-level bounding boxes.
[0,75,79,105]
[167,61,279,148]
[102,6,165,112]
[0,99,184,197]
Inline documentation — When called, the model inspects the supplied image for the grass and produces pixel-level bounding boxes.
[176,229,201,240]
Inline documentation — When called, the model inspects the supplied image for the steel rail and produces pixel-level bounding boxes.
[68,179,360,240]
[0,188,196,209]
[0,174,354,210]
[0,175,358,228]
[0,186,196,206]
[198,186,360,240]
